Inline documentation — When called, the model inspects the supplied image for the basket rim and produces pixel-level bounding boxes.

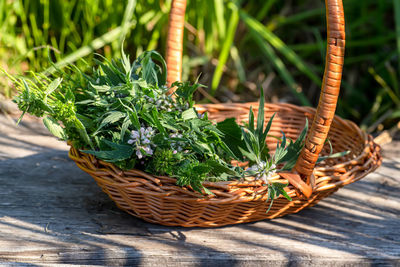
[67,102,382,204]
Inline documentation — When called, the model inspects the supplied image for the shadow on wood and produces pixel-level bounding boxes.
[0,115,399,265]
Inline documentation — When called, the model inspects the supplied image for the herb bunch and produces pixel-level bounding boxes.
[9,50,322,203]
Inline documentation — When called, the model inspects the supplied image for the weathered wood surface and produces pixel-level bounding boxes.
[0,115,399,266]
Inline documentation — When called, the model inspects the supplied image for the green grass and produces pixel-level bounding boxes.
[0,0,398,131]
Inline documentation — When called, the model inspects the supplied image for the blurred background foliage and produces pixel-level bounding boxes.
[0,0,399,133]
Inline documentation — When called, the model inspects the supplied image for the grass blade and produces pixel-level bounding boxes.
[214,0,226,40]
[42,23,135,75]
[230,45,246,82]
[240,10,321,87]
[118,0,137,48]
[245,28,310,106]
[211,3,239,95]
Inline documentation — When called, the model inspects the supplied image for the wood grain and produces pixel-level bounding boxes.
[0,115,399,266]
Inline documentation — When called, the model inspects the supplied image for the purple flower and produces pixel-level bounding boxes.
[128,126,156,159]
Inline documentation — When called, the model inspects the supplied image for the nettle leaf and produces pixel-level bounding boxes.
[239,146,257,162]
[206,160,240,177]
[191,142,210,154]
[142,54,158,85]
[173,80,204,107]
[95,111,126,134]
[118,99,140,129]
[182,108,198,120]
[217,118,245,159]
[120,116,132,140]
[89,82,111,93]
[190,118,211,130]
[151,108,167,136]
[82,140,133,163]
[219,141,240,161]
[74,117,93,149]
[76,113,94,129]
[147,51,167,86]
[161,118,180,131]
[193,164,212,175]
[94,57,124,85]
[43,116,67,140]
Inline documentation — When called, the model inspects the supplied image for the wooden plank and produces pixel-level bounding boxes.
[0,115,399,266]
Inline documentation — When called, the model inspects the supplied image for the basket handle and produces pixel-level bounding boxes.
[166,0,187,91]
[166,0,346,192]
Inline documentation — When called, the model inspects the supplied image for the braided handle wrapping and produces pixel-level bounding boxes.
[166,0,187,92]
[294,0,345,183]
[165,0,346,193]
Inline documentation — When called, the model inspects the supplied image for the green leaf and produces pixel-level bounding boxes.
[65,88,75,102]
[141,52,158,85]
[76,113,94,129]
[173,80,203,107]
[216,118,245,159]
[118,99,140,129]
[255,89,265,138]
[261,113,275,146]
[120,116,132,140]
[317,151,350,163]
[95,111,126,133]
[82,140,133,162]
[280,119,308,171]
[182,108,198,121]
[266,186,276,213]
[43,116,67,140]
[239,147,257,162]
[89,82,111,92]
[151,108,167,136]
[272,182,292,201]
[74,117,94,149]
[248,107,255,133]
[44,78,62,95]
[203,187,215,196]
[206,160,240,177]
[161,117,180,131]
[274,131,288,164]
[242,129,255,155]
[147,51,167,86]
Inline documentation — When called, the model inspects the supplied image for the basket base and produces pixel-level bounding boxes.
[108,187,340,227]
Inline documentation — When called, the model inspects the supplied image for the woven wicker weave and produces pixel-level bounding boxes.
[68,0,382,227]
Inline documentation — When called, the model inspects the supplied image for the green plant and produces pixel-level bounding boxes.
[8,50,317,205]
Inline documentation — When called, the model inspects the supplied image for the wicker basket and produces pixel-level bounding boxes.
[68,0,381,227]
